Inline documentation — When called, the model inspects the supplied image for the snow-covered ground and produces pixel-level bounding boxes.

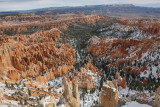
[98,23,154,40]
[48,77,63,90]
[0,105,8,107]
[80,89,99,107]
[119,86,155,102]
[122,101,152,107]
[140,49,160,79]
[79,71,102,107]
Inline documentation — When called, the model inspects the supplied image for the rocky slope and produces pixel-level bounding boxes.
[88,18,160,105]
[0,28,75,81]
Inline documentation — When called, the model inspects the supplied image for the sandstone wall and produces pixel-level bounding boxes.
[61,77,80,107]
[99,81,119,107]
[0,90,3,104]
[153,87,160,107]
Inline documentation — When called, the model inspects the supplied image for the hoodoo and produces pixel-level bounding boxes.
[99,81,119,107]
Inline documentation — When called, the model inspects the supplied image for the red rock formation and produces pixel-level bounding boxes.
[143,78,148,85]
[99,81,119,107]
[76,69,96,90]
[0,90,3,104]
[0,28,75,83]
[7,70,20,81]
[121,77,127,88]
[115,72,122,85]
[61,77,80,107]
[88,32,159,76]
[118,18,160,35]
[115,72,126,88]
[141,63,147,71]
[0,14,107,35]
[153,87,160,107]
[82,60,103,75]
[11,56,24,71]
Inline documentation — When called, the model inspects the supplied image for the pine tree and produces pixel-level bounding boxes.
[23,83,26,87]
[5,81,8,88]
[11,84,14,89]
[24,99,27,105]
[99,77,103,91]
[20,100,22,105]
[28,88,31,96]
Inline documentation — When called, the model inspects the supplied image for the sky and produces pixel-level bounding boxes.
[0,0,160,12]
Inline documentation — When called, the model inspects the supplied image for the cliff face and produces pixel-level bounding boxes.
[99,81,119,107]
[0,48,13,73]
[0,91,3,104]
[61,77,80,107]
[153,87,160,107]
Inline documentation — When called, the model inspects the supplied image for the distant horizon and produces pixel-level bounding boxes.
[0,0,160,12]
[0,3,160,12]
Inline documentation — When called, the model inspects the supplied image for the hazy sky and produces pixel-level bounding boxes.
[0,0,160,11]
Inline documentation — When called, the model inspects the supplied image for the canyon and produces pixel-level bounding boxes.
[0,10,159,107]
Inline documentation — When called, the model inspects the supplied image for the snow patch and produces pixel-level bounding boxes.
[122,101,152,107]
[103,84,116,92]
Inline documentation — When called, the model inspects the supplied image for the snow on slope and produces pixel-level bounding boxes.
[140,49,160,78]
[122,101,152,107]
[80,70,102,107]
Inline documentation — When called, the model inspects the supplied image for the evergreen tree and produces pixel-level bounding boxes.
[5,81,8,88]
[28,88,31,96]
